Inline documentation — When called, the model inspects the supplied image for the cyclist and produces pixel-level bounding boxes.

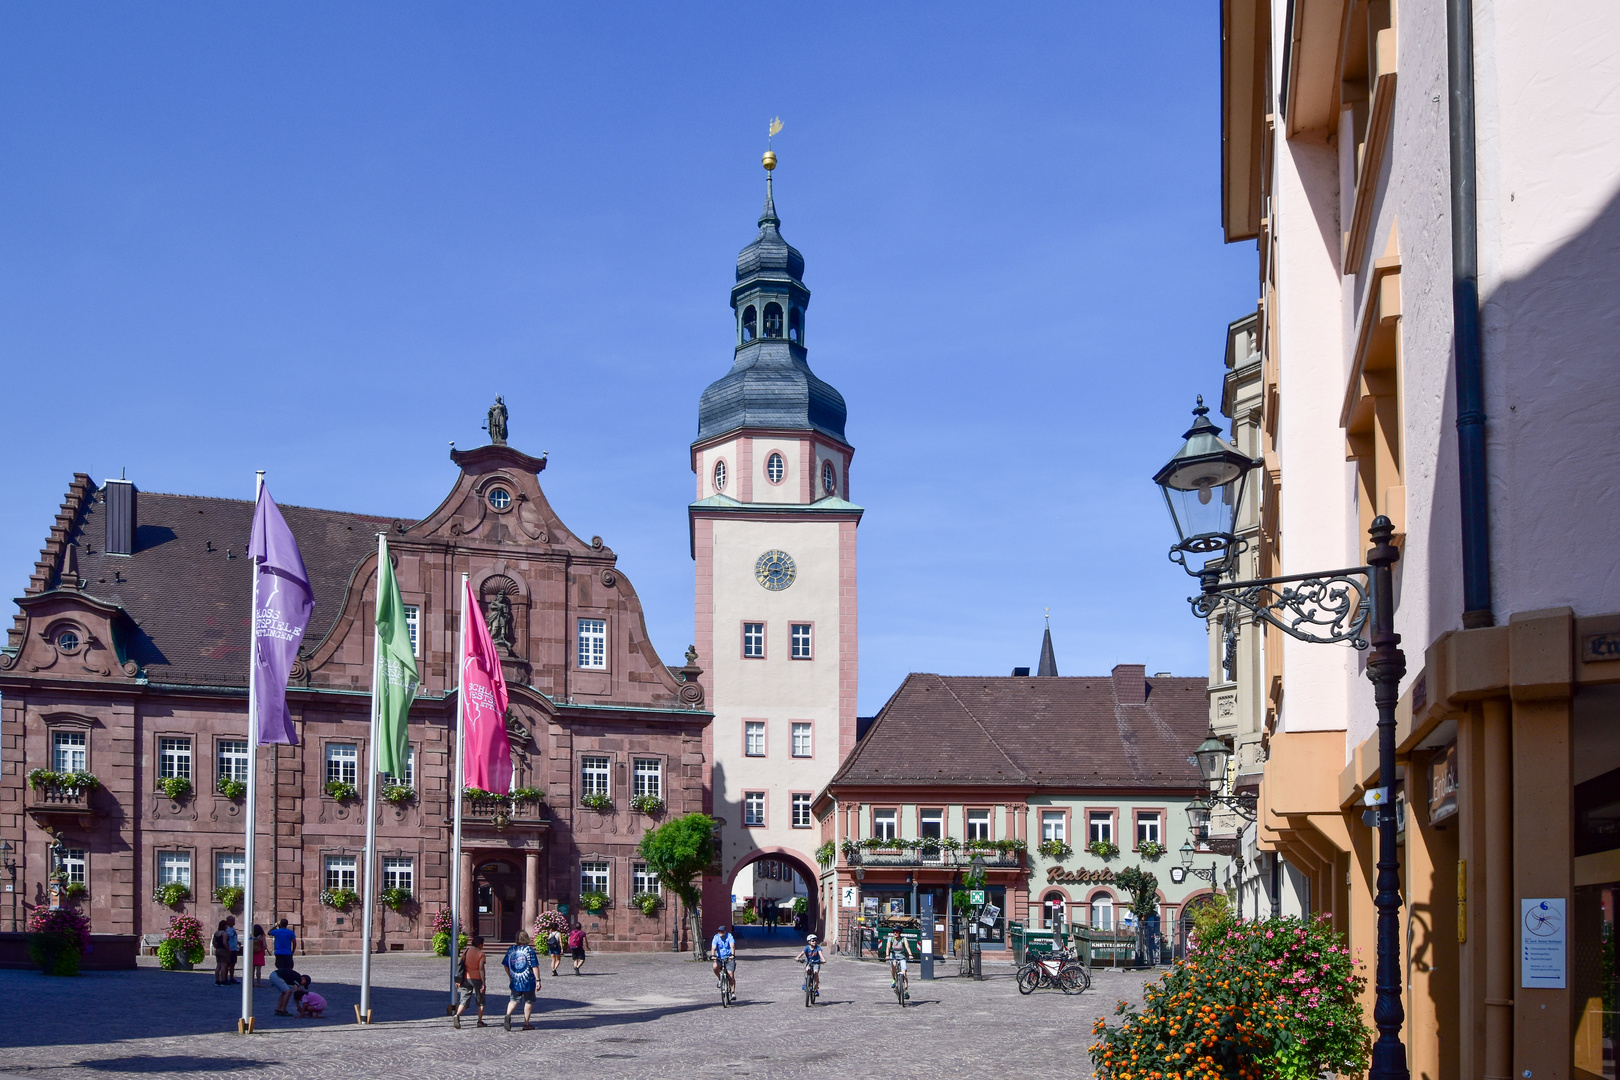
[883,931,911,1000]
[797,933,825,999]
[710,922,737,997]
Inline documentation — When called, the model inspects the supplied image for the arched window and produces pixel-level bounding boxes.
[763,302,783,338]
[1043,891,1068,930]
[822,460,836,496]
[1090,893,1115,930]
[713,460,727,493]
[766,452,785,484]
[788,306,803,343]
[741,306,757,343]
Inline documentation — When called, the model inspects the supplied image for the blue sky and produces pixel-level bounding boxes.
[0,4,1256,715]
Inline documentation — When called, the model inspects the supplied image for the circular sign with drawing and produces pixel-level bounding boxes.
[1524,901,1563,937]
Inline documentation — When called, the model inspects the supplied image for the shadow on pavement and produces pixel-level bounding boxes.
[77,1055,278,1073]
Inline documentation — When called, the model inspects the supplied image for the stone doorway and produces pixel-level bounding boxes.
[473,857,523,942]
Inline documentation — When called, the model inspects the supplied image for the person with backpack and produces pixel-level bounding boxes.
[453,934,488,1029]
[547,927,564,976]
[501,930,540,1031]
[568,922,589,975]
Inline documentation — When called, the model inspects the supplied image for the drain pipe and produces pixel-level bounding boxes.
[1447,0,1494,628]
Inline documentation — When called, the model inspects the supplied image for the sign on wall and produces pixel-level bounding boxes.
[1429,742,1458,825]
[1521,898,1566,989]
[840,886,857,908]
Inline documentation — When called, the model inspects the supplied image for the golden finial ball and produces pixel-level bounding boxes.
[762,150,777,171]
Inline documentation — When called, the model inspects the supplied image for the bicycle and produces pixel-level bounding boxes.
[798,958,821,1007]
[888,957,909,1007]
[715,957,735,1008]
[1015,949,1089,995]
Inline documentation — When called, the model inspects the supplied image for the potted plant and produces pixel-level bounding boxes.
[152,881,192,908]
[324,779,359,802]
[62,882,90,902]
[157,914,206,971]
[380,886,413,912]
[213,884,244,910]
[157,775,192,801]
[216,777,247,800]
[629,793,665,815]
[28,768,101,792]
[320,887,359,910]
[1137,840,1166,861]
[630,891,660,916]
[1038,838,1074,861]
[430,909,468,956]
[380,783,415,806]
[814,841,836,866]
[511,786,546,807]
[533,909,571,943]
[581,791,613,812]
[1087,839,1121,860]
[27,905,91,976]
[579,890,609,915]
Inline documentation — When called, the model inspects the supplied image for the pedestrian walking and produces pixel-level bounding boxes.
[568,922,589,975]
[501,930,540,1031]
[212,920,232,985]
[547,928,563,976]
[251,924,267,987]
[270,918,297,971]
[224,915,241,984]
[453,934,488,1029]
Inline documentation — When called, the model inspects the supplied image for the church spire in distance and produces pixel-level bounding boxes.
[1037,610,1058,677]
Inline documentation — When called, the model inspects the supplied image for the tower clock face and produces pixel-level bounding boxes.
[754,549,797,591]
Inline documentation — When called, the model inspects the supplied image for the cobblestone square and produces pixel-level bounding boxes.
[0,945,1152,1080]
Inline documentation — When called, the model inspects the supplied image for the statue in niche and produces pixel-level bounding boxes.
[486,591,515,653]
[486,396,508,446]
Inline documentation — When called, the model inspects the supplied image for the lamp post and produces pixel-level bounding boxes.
[2,842,16,931]
[1176,839,1217,886]
[1155,398,1407,1080]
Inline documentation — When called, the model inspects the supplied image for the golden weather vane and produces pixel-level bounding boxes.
[764,117,783,172]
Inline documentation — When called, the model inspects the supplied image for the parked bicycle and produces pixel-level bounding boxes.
[1016,948,1089,995]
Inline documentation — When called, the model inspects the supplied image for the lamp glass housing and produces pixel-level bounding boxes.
[1153,398,1258,573]
[1179,839,1195,868]
[1194,733,1232,784]
[1186,798,1212,831]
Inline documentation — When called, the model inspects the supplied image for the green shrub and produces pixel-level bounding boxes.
[213,885,244,910]
[157,776,192,801]
[432,931,469,957]
[27,906,90,976]
[216,777,247,799]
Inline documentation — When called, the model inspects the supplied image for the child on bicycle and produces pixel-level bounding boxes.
[883,932,911,999]
[797,934,825,998]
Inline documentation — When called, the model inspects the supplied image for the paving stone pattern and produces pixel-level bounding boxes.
[0,946,1154,1080]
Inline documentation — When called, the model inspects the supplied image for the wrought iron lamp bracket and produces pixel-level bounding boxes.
[1190,564,1373,650]
[1208,792,1258,823]
[1186,866,1217,885]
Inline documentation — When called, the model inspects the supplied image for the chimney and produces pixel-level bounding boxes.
[1111,663,1147,705]
[104,479,137,556]
[1011,667,1031,677]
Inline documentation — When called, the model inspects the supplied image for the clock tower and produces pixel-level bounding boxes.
[691,151,860,937]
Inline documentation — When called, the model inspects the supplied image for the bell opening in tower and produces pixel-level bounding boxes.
[763,302,783,339]
[741,305,757,343]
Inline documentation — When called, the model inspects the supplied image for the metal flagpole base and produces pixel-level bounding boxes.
[353,1005,373,1024]
[236,1017,256,1034]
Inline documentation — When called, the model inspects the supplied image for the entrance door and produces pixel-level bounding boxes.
[474,859,523,942]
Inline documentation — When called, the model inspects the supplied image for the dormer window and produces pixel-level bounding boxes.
[56,630,81,653]
[788,307,803,344]
[713,460,727,493]
[763,303,783,338]
[741,306,757,343]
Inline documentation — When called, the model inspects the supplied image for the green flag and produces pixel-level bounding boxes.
[374,538,418,779]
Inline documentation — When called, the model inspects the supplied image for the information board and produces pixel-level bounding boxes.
[1521,898,1566,989]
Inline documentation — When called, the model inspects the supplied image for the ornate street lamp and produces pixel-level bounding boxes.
[1193,731,1258,822]
[1174,839,1216,886]
[1,841,16,931]
[1154,399,1409,1080]
[1184,796,1211,835]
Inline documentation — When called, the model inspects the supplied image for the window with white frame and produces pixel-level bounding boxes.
[577,618,607,669]
[382,748,415,789]
[1088,811,1114,845]
[61,848,86,885]
[632,863,659,895]
[159,737,192,780]
[383,857,413,893]
[158,852,191,886]
[742,622,765,658]
[791,722,812,758]
[873,809,898,840]
[791,793,812,828]
[743,792,766,826]
[633,759,661,798]
[790,623,812,659]
[403,605,420,657]
[52,730,87,773]
[1137,812,1162,847]
[324,855,357,891]
[966,808,992,841]
[1090,894,1115,930]
[580,861,609,896]
[326,743,358,787]
[713,460,727,493]
[920,808,944,861]
[580,755,609,797]
[217,740,249,785]
[766,452,785,484]
[1041,810,1067,843]
[745,721,766,757]
[216,852,246,889]
[822,459,836,495]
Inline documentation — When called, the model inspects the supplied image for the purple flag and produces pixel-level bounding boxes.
[249,485,314,745]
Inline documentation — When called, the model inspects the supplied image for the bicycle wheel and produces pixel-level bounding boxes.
[1016,964,1041,995]
[1059,967,1085,995]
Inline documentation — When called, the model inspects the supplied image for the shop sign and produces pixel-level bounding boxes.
[1046,866,1115,885]
[1429,742,1458,825]
[1583,632,1620,662]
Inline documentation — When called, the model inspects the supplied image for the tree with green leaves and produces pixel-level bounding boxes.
[1112,866,1161,965]
[636,812,717,959]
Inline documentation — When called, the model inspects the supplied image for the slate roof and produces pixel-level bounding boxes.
[55,488,399,688]
[827,670,1209,790]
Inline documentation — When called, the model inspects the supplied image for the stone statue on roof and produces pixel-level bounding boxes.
[486,396,508,446]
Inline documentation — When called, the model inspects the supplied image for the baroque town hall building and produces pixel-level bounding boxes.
[0,157,854,952]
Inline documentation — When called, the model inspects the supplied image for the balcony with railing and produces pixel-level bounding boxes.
[26,775,100,826]
[458,791,550,832]
[841,844,1024,870]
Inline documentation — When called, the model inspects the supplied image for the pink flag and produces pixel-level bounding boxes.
[460,579,512,793]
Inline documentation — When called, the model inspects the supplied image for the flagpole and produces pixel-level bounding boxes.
[240,470,264,1034]
[449,572,469,1012]
[358,533,386,1024]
